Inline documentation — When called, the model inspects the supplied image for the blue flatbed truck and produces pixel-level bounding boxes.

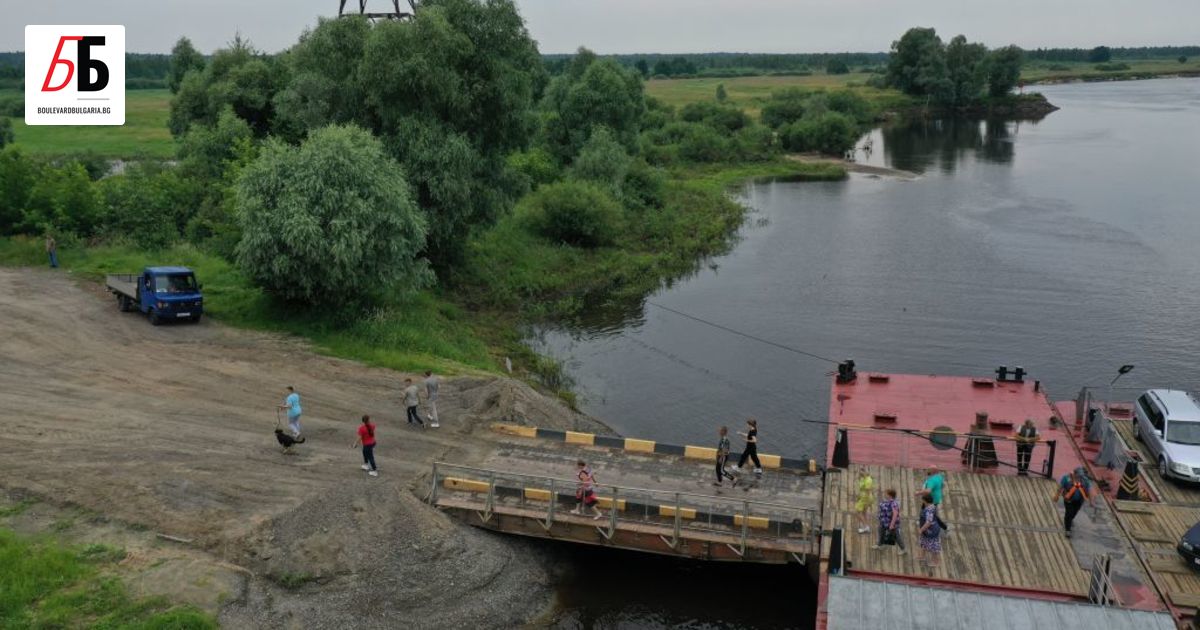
[105,266,204,325]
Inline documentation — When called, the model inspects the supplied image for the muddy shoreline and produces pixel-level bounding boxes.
[0,267,612,628]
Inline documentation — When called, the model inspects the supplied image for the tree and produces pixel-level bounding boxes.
[99,163,202,248]
[886,27,951,101]
[234,125,430,307]
[541,51,645,162]
[826,58,850,75]
[1088,46,1112,63]
[168,35,282,137]
[167,37,206,94]
[268,3,544,266]
[985,46,1023,98]
[715,83,728,102]
[1180,56,1189,64]
[0,117,13,150]
[945,35,988,105]
[635,58,650,78]
[177,107,254,180]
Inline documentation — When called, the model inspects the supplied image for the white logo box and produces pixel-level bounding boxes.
[25,24,125,126]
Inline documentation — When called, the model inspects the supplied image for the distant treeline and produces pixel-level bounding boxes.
[1025,46,1200,62]
[0,52,175,89]
[543,52,891,78]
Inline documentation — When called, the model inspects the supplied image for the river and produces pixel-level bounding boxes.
[544,77,1200,628]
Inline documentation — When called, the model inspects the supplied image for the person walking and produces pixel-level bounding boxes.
[424,370,440,428]
[733,418,762,478]
[1053,467,1095,537]
[45,234,58,268]
[571,460,604,520]
[918,466,946,506]
[713,426,736,487]
[353,414,379,477]
[1015,419,1039,475]
[277,386,302,438]
[403,378,424,427]
[855,468,875,534]
[917,493,942,567]
[872,488,906,554]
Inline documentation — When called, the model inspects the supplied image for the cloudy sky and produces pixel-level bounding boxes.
[4,0,1198,54]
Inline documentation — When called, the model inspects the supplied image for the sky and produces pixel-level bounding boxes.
[3,0,1198,54]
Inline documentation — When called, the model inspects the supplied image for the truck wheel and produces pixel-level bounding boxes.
[119,296,132,312]
[149,310,162,326]
[190,314,202,324]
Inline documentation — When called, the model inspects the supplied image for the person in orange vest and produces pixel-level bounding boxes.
[1053,467,1096,538]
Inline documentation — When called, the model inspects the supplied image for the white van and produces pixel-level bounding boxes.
[1135,389,1200,482]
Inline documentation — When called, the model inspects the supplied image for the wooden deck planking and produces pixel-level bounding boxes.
[1114,500,1200,610]
[823,466,1090,596]
[1111,419,1200,506]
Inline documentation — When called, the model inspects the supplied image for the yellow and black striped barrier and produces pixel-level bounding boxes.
[442,476,777,530]
[491,423,818,474]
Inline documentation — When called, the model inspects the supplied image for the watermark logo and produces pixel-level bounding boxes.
[25,25,125,125]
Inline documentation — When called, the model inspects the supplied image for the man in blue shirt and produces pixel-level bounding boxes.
[278,386,302,438]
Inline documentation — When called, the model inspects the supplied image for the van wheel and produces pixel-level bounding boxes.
[149,310,162,326]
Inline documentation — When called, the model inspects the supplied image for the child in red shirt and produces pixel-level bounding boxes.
[354,415,378,477]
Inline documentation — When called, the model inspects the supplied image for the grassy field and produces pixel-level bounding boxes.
[3,89,174,159]
[646,73,913,115]
[0,527,215,628]
[1021,57,1200,83]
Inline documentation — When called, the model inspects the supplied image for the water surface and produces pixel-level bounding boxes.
[544,78,1200,628]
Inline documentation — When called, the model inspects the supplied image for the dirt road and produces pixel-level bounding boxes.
[0,268,601,628]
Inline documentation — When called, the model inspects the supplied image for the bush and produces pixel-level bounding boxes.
[679,102,749,133]
[23,163,100,237]
[570,127,632,194]
[0,94,22,117]
[0,118,12,150]
[524,180,623,247]
[824,89,875,124]
[781,112,859,155]
[760,88,811,128]
[677,123,730,162]
[0,147,40,234]
[621,160,666,210]
[235,124,431,307]
[100,163,203,249]
[506,147,559,191]
[1094,62,1131,72]
[730,124,778,161]
[826,59,850,75]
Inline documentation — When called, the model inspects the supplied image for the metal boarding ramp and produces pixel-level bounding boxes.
[427,462,821,563]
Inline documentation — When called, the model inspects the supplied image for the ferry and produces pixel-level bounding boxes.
[816,361,1196,629]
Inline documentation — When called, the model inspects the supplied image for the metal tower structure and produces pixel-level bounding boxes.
[338,0,416,21]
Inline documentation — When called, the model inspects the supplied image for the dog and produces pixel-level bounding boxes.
[275,428,306,453]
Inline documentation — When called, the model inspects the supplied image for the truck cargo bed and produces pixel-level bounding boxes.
[105,274,139,299]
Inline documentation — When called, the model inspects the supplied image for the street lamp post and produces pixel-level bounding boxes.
[1106,364,1136,416]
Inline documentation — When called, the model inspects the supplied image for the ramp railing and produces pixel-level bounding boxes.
[429,461,820,557]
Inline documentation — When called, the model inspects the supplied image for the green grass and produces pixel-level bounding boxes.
[0,499,37,517]
[0,528,215,628]
[1021,57,1200,83]
[3,89,174,159]
[646,73,913,116]
[0,237,497,375]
